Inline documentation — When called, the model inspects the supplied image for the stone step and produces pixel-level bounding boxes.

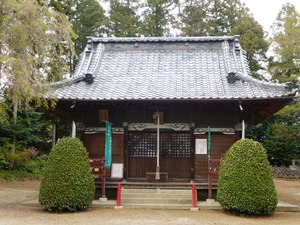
[120,203,192,210]
[121,188,193,207]
[122,193,191,199]
[122,188,191,194]
[122,197,191,204]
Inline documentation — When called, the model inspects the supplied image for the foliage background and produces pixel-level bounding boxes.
[0,0,299,178]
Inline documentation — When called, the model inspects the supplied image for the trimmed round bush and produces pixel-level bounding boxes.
[217,139,277,215]
[39,137,95,212]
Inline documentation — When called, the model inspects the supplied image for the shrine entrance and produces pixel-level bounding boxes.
[127,131,192,180]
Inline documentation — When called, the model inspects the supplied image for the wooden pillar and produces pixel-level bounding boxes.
[123,122,129,179]
[190,123,195,180]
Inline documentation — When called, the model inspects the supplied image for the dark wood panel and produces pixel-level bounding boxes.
[161,157,191,178]
[128,157,191,178]
[83,133,105,157]
[83,133,124,178]
[129,157,156,177]
[194,134,235,181]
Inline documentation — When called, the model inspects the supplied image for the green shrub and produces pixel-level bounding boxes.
[5,151,31,170]
[39,137,95,212]
[0,152,9,169]
[0,170,38,181]
[217,139,278,216]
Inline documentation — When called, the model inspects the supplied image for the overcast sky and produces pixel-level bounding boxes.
[240,0,300,31]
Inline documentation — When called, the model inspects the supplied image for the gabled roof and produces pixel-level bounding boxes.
[50,36,296,102]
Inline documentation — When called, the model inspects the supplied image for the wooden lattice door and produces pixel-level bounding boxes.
[127,131,191,179]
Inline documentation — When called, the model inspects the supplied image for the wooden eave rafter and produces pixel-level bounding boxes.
[241,97,295,124]
[46,95,295,124]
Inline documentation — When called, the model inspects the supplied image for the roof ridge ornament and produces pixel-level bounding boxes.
[84,73,94,84]
[227,72,237,84]
[222,40,238,83]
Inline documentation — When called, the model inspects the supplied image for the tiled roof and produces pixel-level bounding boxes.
[50,36,296,101]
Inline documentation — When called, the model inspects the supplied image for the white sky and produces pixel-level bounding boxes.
[241,0,300,31]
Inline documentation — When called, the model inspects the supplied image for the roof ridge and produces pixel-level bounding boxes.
[89,36,239,43]
[222,38,292,91]
[51,76,84,89]
[52,42,106,89]
[236,72,291,91]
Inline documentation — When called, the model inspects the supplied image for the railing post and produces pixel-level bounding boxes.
[190,184,199,211]
[209,172,213,199]
[114,182,123,209]
[192,184,196,207]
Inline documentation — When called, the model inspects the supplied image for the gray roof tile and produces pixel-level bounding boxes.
[50,36,296,101]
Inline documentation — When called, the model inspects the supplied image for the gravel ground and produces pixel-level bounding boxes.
[0,179,299,225]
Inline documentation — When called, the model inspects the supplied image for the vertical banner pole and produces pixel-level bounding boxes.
[102,176,105,197]
[105,122,112,168]
[101,157,106,199]
[242,120,245,139]
[104,122,112,199]
[207,126,211,199]
[155,113,160,180]
[209,172,213,198]
[71,121,76,138]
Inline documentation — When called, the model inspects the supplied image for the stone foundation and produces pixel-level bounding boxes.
[146,172,168,182]
[272,166,300,179]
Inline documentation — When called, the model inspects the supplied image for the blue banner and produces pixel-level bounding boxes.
[104,122,112,168]
[207,127,211,158]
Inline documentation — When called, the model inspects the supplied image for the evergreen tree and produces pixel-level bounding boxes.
[0,101,52,153]
[108,0,140,37]
[71,0,107,54]
[246,3,300,166]
[180,0,210,36]
[48,0,107,70]
[230,15,269,79]
[180,0,249,36]
[269,3,300,87]
[140,0,179,36]
[180,0,268,78]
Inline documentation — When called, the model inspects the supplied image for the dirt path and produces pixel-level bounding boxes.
[0,179,299,225]
[274,179,300,207]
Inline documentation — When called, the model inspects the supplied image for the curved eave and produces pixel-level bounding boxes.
[53,94,296,105]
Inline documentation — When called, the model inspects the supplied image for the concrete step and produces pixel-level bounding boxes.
[122,188,191,192]
[122,197,191,204]
[121,188,193,207]
[122,194,191,200]
[122,191,191,196]
[121,203,192,210]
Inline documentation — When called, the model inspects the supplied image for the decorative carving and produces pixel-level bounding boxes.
[131,123,146,131]
[85,127,124,134]
[128,123,190,131]
[172,123,187,131]
[194,127,235,134]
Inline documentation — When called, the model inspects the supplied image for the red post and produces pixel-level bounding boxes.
[116,182,122,206]
[192,184,197,208]
[209,172,213,198]
[101,176,105,197]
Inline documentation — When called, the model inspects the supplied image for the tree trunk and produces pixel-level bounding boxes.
[12,97,18,153]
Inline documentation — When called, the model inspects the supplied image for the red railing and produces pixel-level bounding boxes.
[89,157,106,197]
[208,159,220,199]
